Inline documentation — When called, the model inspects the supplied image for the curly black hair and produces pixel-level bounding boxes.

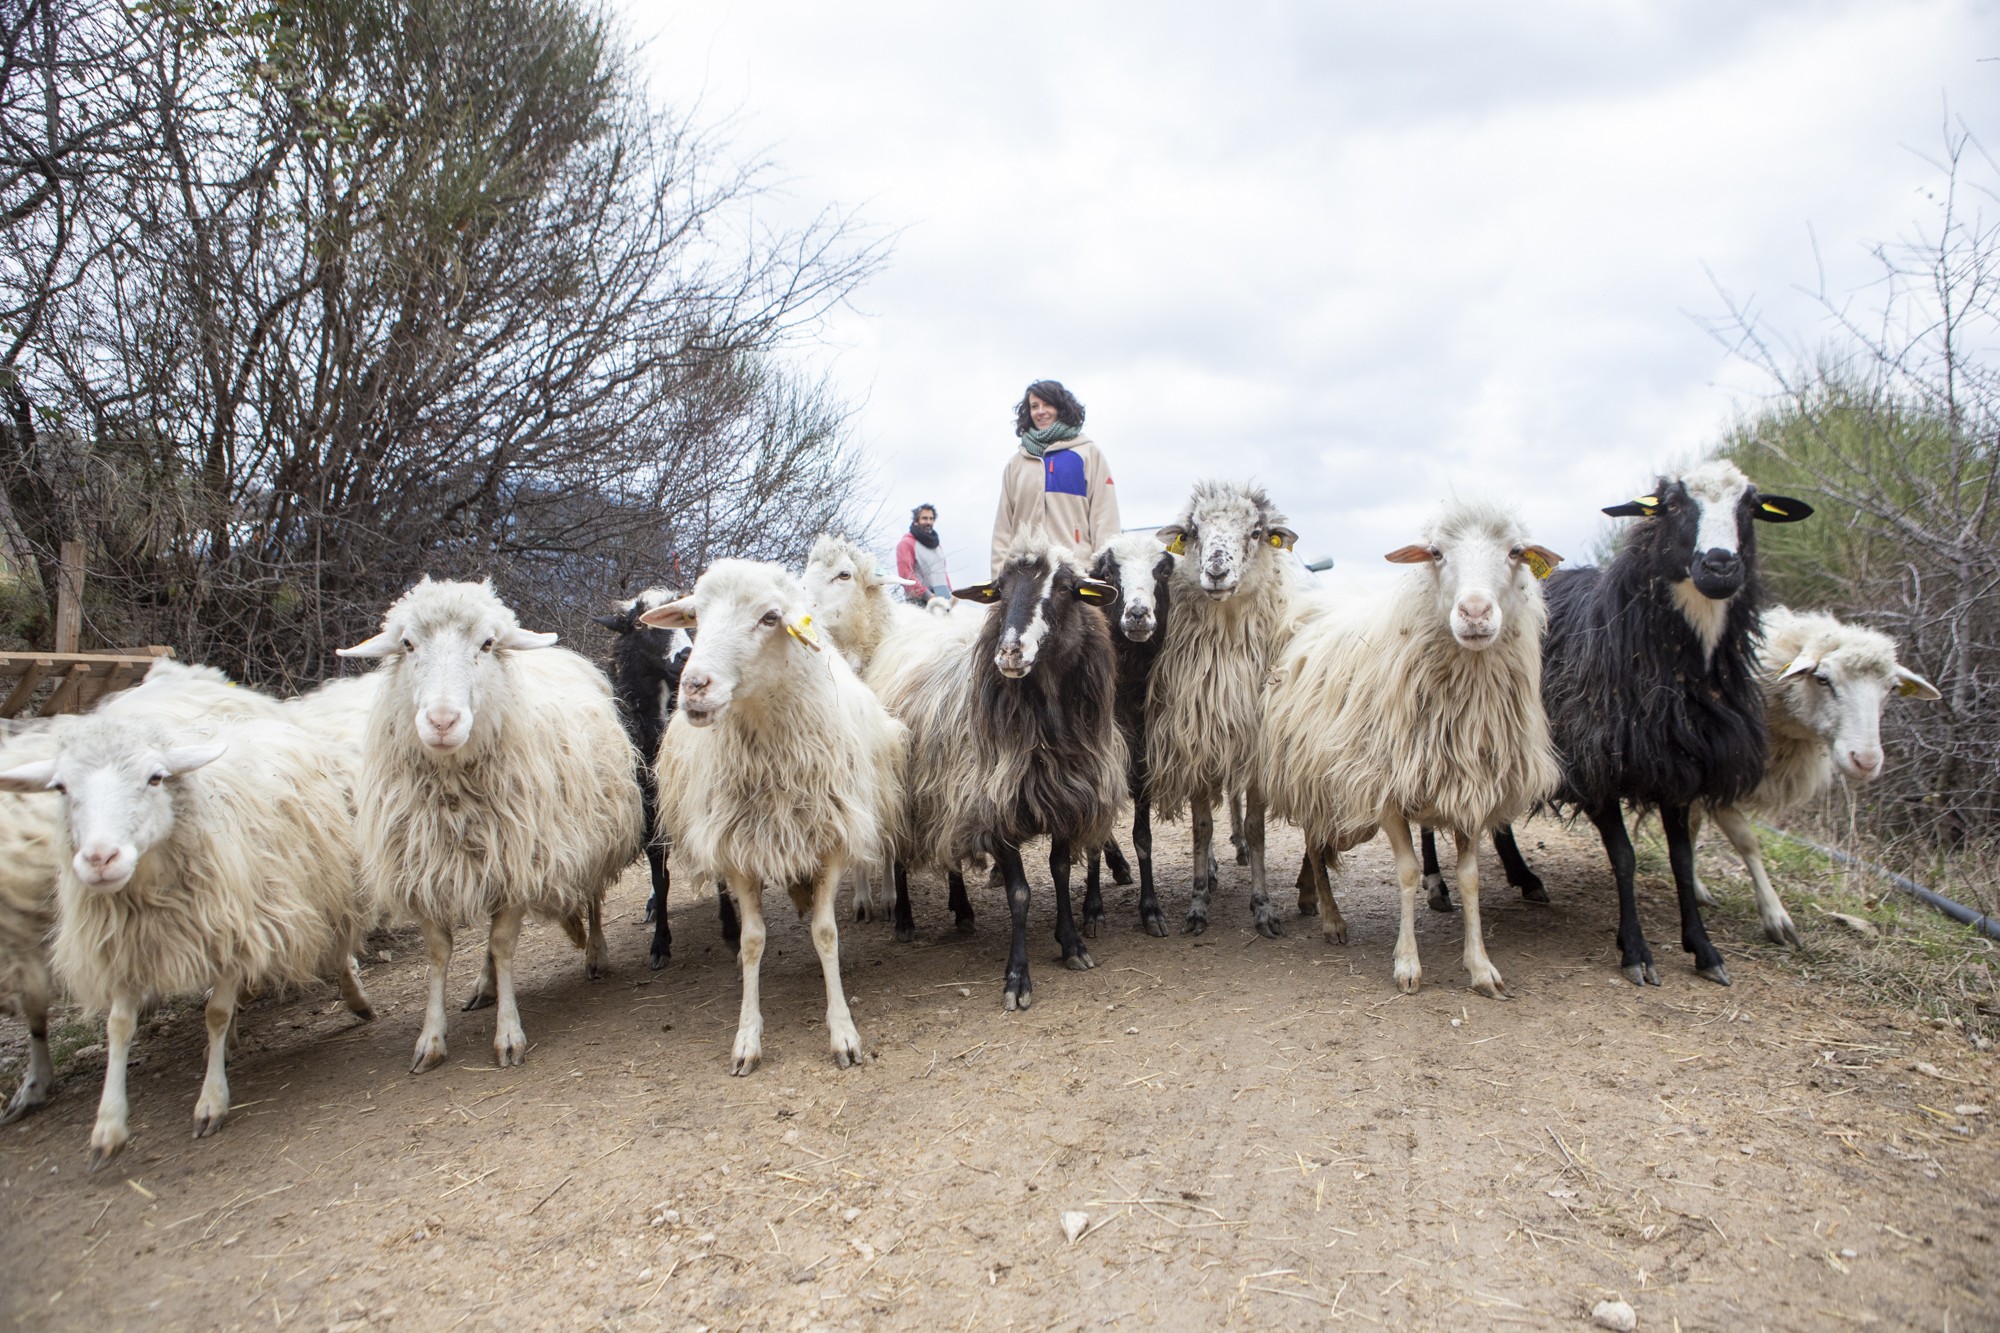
[1013,379,1085,434]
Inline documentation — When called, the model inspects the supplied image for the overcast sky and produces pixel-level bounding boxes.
[630,2,2000,586]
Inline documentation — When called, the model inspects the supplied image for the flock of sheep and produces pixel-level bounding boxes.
[0,461,1941,1170]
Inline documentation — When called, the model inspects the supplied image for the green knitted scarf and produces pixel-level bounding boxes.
[1017,422,1080,459]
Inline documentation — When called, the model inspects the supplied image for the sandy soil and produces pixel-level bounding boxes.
[0,816,1995,1332]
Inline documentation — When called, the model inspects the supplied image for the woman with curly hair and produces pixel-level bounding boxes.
[988,379,1121,575]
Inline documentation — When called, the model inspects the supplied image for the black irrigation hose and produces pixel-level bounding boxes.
[1767,825,2000,943]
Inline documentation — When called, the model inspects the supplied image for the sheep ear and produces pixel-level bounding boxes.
[0,759,58,793]
[1073,579,1116,602]
[161,742,227,776]
[1753,494,1814,523]
[1602,495,1661,518]
[1776,657,1817,682]
[591,614,626,632]
[1267,526,1298,552]
[638,599,696,630]
[953,584,1001,604]
[337,630,398,659]
[499,627,558,650]
[1893,666,1941,700]
[1521,544,1563,580]
[1383,545,1435,564]
[1155,525,1187,556]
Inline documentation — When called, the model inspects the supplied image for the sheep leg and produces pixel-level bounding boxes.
[947,868,976,934]
[1103,838,1133,886]
[193,975,240,1138]
[1308,846,1348,945]
[996,841,1034,1011]
[1,969,53,1124]
[1421,826,1455,912]
[1455,830,1508,999]
[1591,802,1658,986]
[584,893,609,980]
[1662,803,1729,985]
[646,841,673,969]
[463,947,496,1011]
[1184,793,1216,935]
[1295,853,1315,914]
[1245,786,1279,938]
[1082,850,1103,939]
[488,904,530,1066]
[87,994,138,1170]
[336,955,375,1022]
[1493,824,1547,902]
[1711,804,1800,947]
[1053,839,1095,970]
[728,875,767,1074]
[892,861,917,943]
[1133,789,1165,937]
[1228,789,1250,866]
[412,919,454,1073]
[1385,812,1425,993]
[716,881,742,950]
[808,862,864,1069]
[1688,803,1716,906]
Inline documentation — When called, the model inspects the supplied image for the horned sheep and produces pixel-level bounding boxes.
[1262,499,1564,996]
[642,559,907,1073]
[341,578,643,1072]
[0,713,375,1167]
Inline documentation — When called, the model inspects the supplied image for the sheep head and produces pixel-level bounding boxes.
[1769,611,1940,783]
[0,716,224,892]
[640,559,821,727]
[955,546,1114,678]
[1157,480,1296,601]
[339,577,556,755]
[1603,461,1812,603]
[1090,532,1173,643]
[1385,500,1562,651]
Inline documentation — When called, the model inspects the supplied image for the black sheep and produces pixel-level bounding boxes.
[951,548,1126,1010]
[1541,461,1810,985]
[594,590,738,967]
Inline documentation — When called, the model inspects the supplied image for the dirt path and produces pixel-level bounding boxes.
[1,818,1994,1331]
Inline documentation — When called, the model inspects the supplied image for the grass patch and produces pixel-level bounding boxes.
[1635,822,2000,1044]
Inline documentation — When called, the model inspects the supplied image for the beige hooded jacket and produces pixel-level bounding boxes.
[988,434,1122,575]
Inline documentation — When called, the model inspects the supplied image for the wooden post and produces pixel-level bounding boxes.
[54,539,83,654]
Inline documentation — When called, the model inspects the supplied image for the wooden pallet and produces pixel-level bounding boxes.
[0,646,175,719]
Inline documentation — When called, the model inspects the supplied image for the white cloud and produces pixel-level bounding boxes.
[631,0,1999,585]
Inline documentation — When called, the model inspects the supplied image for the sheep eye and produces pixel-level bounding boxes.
[50,782,66,795]
[147,772,166,787]
[1509,545,1525,560]
[1428,546,1443,561]
[760,610,781,627]
[480,637,496,653]
[401,638,416,653]
[1814,671,1835,692]
[836,571,852,581]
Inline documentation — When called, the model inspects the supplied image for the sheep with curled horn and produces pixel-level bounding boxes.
[1262,498,1564,996]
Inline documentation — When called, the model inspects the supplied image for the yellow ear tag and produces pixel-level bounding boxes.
[1524,550,1553,580]
[1269,534,1284,548]
[1760,501,1788,516]
[787,615,823,652]
[1167,535,1185,555]
[1897,678,1924,697]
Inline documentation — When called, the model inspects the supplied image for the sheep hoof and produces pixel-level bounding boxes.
[1692,882,1717,908]
[1518,881,1550,904]
[1139,911,1167,938]
[495,1038,527,1067]
[1183,912,1208,936]
[731,1053,761,1076]
[410,1038,449,1074]
[350,1004,377,1024]
[649,950,668,971]
[1253,910,1284,940]
[1323,918,1349,946]
[1394,972,1421,995]
[1470,974,1509,1000]
[1233,841,1250,867]
[1003,983,1032,1012]
[896,922,918,944]
[1428,888,1456,913]
[1620,961,1659,987]
[193,1110,225,1139]
[1767,918,1802,949]
[86,1139,125,1173]
[1112,866,1134,887]
[954,913,977,936]
[1696,961,1732,987]
[1063,949,1095,972]
[0,1090,47,1125]
[1081,919,1099,940]
[461,990,494,1013]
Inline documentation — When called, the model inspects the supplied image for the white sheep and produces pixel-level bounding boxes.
[0,713,375,1167]
[1262,499,1564,997]
[340,578,643,1072]
[1148,481,1301,937]
[642,560,907,1073]
[0,728,59,1124]
[1690,606,1941,945]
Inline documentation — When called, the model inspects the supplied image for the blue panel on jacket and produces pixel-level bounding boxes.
[1045,450,1088,497]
